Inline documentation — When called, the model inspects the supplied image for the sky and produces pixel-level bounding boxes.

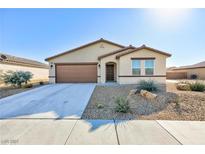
[0,8,205,67]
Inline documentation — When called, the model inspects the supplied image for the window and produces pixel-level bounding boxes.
[132,60,141,75]
[145,60,154,75]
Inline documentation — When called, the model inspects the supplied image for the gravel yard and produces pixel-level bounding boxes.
[0,86,29,99]
[0,82,48,99]
[82,82,205,120]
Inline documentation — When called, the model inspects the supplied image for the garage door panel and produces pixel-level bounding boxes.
[56,64,97,83]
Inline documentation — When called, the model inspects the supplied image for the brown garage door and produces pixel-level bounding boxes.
[56,63,97,83]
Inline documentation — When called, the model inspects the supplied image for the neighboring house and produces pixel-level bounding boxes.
[167,61,205,80]
[45,38,171,84]
[0,53,49,83]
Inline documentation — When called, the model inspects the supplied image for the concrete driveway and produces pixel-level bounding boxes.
[0,84,96,119]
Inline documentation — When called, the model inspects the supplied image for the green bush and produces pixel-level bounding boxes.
[115,97,130,113]
[23,83,33,88]
[190,82,205,92]
[0,71,33,87]
[39,81,44,85]
[96,103,104,109]
[138,80,158,92]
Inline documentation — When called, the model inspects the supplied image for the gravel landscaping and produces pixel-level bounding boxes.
[0,82,48,99]
[82,82,205,120]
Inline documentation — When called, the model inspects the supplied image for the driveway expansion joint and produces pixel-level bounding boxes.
[113,119,120,145]
[155,120,183,145]
[64,120,78,145]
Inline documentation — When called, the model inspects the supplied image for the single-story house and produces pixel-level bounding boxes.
[45,38,171,84]
[0,53,49,83]
[167,61,205,80]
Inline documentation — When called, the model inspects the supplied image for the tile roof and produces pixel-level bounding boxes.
[116,45,172,59]
[0,53,48,69]
[173,61,205,70]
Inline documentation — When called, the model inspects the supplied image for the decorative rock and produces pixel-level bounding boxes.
[140,90,157,100]
[176,83,191,91]
[128,89,139,96]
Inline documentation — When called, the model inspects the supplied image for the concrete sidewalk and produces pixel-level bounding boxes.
[0,119,205,145]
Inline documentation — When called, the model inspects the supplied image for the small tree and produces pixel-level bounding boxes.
[0,71,33,87]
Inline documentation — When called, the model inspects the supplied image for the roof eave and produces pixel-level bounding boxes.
[98,46,136,60]
[116,45,172,59]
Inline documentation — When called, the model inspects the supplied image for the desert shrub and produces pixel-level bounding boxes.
[115,97,130,113]
[176,81,191,91]
[96,103,104,109]
[39,81,44,85]
[0,71,33,87]
[189,82,205,92]
[137,80,158,92]
[23,83,33,88]
[190,74,198,79]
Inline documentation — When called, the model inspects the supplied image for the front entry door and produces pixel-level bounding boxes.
[106,64,115,82]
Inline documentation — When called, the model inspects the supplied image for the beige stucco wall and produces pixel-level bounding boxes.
[169,68,205,80]
[48,62,56,83]
[100,54,118,83]
[119,77,166,84]
[119,49,167,76]
[99,48,133,83]
[48,42,122,63]
[0,63,48,83]
[118,49,168,84]
[47,42,122,83]
[187,68,205,79]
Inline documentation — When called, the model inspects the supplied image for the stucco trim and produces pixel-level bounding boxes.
[118,75,166,77]
[54,62,98,65]
[172,66,205,70]
[98,46,136,60]
[116,45,171,59]
[45,38,125,61]
[131,57,156,60]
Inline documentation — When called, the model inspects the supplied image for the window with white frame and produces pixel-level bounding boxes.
[145,59,154,75]
[132,60,141,75]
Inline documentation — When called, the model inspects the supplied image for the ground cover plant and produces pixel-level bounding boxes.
[137,80,158,92]
[115,97,130,113]
[176,81,205,92]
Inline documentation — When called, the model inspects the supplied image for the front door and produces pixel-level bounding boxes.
[106,64,115,82]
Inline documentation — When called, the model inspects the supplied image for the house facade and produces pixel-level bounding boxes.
[167,61,205,80]
[0,53,49,83]
[45,38,171,84]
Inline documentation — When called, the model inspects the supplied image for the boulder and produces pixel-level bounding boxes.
[128,89,139,96]
[140,90,157,100]
[176,83,191,91]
